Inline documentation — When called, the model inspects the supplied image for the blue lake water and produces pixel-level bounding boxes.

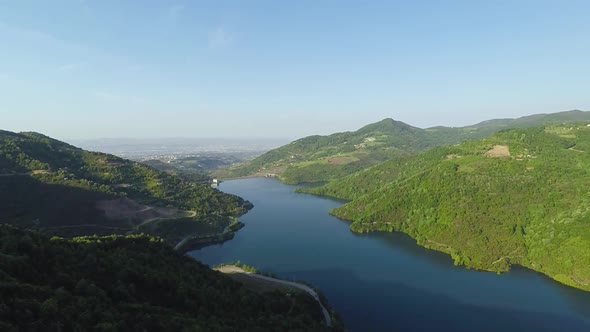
[189,177,590,332]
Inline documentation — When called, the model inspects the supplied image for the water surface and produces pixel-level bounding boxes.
[189,177,590,332]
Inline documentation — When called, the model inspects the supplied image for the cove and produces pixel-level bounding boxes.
[188,177,590,332]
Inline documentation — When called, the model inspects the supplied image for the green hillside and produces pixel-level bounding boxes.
[0,130,252,247]
[223,110,590,184]
[309,123,590,291]
[219,118,426,183]
[0,225,337,331]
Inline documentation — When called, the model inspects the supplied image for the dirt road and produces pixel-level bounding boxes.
[217,265,332,327]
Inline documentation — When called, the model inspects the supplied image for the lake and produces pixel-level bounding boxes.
[189,177,590,332]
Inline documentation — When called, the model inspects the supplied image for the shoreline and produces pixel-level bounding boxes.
[174,221,245,254]
[274,177,590,293]
[284,185,590,293]
[216,174,277,181]
[329,209,590,292]
[216,264,333,328]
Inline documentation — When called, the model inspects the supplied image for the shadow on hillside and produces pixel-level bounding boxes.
[0,176,128,236]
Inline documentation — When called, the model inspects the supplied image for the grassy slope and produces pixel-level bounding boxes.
[222,118,426,183]
[0,130,251,241]
[318,123,590,291]
[0,225,336,331]
[226,110,590,184]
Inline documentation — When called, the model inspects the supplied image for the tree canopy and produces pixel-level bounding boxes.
[0,225,335,331]
[0,130,252,245]
[305,123,590,291]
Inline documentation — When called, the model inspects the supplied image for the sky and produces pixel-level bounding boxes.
[1,0,589,140]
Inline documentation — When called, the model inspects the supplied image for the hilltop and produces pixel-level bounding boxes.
[305,122,590,291]
[0,130,252,248]
[216,118,427,183]
[222,110,590,184]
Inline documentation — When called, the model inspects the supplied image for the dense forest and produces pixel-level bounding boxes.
[305,123,590,291]
[224,110,590,184]
[0,130,252,245]
[0,225,337,331]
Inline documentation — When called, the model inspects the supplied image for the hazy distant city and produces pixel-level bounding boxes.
[68,138,288,161]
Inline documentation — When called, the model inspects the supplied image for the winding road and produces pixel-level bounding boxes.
[218,265,333,327]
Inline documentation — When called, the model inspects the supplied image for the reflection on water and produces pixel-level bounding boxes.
[189,177,590,332]
[289,267,590,332]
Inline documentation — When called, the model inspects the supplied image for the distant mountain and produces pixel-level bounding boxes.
[0,130,251,246]
[425,109,590,143]
[223,110,590,184]
[304,122,590,291]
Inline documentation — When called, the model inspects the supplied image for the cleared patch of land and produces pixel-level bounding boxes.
[0,170,48,176]
[327,156,359,165]
[218,266,298,293]
[251,166,286,177]
[96,197,190,227]
[485,145,510,157]
[569,146,585,153]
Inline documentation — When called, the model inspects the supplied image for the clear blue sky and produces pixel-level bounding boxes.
[1,0,589,140]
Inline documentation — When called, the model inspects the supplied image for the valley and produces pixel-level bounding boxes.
[4,2,589,330]
[191,177,590,332]
[4,111,590,331]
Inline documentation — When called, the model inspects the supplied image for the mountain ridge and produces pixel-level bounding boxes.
[220,110,590,184]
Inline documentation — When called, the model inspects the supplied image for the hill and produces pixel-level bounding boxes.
[217,118,427,183]
[0,225,338,331]
[222,110,590,184]
[306,122,590,291]
[0,130,252,248]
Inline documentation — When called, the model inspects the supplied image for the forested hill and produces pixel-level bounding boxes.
[218,118,428,183]
[223,110,590,184]
[310,122,590,291]
[0,225,337,331]
[0,130,252,243]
